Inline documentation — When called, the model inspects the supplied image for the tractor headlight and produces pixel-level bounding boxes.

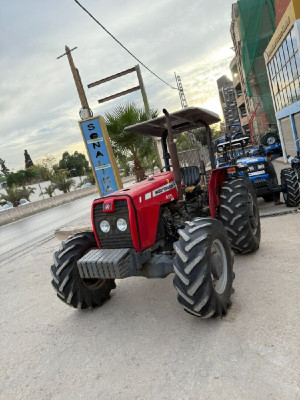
[248,165,255,172]
[257,164,265,170]
[116,218,127,232]
[217,146,223,153]
[100,220,110,233]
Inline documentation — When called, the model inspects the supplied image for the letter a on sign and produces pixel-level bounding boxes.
[79,116,123,197]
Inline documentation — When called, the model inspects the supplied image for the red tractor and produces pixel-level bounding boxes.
[51,107,260,318]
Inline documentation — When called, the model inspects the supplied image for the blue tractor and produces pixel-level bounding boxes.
[216,138,300,207]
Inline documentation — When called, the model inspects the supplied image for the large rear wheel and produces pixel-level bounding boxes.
[173,218,234,318]
[219,177,261,254]
[51,231,116,309]
[281,168,300,207]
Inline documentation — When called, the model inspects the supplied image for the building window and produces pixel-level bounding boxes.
[267,26,300,111]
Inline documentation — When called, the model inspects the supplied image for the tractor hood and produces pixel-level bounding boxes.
[92,171,179,251]
[237,156,266,165]
[112,171,179,206]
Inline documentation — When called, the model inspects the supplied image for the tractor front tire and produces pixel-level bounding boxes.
[173,218,234,318]
[51,231,116,309]
[219,177,261,254]
[281,168,300,207]
[292,164,300,183]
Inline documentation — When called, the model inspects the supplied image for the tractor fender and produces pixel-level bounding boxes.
[208,168,228,219]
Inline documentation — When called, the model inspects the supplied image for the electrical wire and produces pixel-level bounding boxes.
[73,0,177,90]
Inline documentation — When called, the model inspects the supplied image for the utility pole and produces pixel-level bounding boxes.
[136,64,151,119]
[57,46,93,119]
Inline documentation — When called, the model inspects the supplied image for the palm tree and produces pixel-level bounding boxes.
[105,103,159,182]
[19,185,36,201]
[51,172,75,193]
[40,184,56,198]
[0,185,21,207]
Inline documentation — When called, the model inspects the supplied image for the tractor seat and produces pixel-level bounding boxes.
[180,166,200,187]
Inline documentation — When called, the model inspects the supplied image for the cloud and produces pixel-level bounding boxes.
[0,0,235,170]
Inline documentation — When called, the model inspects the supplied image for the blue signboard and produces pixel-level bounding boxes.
[79,116,123,197]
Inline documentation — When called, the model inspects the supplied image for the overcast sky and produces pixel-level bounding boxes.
[0,0,235,171]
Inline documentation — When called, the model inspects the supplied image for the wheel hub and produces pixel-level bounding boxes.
[247,194,258,234]
[267,136,276,145]
[211,239,228,295]
[82,278,106,290]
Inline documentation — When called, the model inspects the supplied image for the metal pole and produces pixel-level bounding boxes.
[136,64,162,169]
[135,64,151,119]
[163,109,183,200]
[64,46,92,116]
[203,122,216,170]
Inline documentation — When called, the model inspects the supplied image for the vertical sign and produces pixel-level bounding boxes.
[79,116,123,197]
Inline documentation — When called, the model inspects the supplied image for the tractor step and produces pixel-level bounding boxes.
[77,248,133,279]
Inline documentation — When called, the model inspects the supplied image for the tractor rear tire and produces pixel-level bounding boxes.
[51,231,116,309]
[292,164,300,183]
[261,132,278,146]
[219,177,261,254]
[173,218,234,318]
[281,168,300,207]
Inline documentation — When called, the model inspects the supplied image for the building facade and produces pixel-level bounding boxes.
[264,0,300,161]
[230,1,276,141]
[217,75,241,134]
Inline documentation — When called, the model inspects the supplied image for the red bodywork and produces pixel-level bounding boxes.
[91,171,179,252]
[92,168,231,252]
[208,168,229,218]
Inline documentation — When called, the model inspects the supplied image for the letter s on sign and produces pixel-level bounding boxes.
[87,123,95,131]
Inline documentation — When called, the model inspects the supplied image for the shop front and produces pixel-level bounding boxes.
[264,0,300,161]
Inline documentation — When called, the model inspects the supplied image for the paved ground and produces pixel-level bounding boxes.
[1,160,299,400]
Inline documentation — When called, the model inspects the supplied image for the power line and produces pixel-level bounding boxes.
[73,0,177,90]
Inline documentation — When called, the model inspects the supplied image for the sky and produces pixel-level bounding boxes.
[0,0,236,172]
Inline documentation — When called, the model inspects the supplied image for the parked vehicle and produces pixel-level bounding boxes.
[0,202,13,212]
[217,137,300,206]
[261,124,280,146]
[19,198,30,206]
[80,182,92,189]
[288,146,300,182]
[51,107,261,319]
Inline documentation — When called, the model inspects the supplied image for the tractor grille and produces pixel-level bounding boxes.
[247,161,267,174]
[93,199,134,249]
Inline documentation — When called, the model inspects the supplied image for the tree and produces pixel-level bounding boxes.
[0,158,10,176]
[105,103,159,182]
[6,170,34,187]
[82,172,95,185]
[175,132,192,152]
[0,185,35,206]
[58,151,90,177]
[51,172,75,193]
[19,185,36,201]
[24,150,34,169]
[27,164,52,182]
[40,184,56,198]
[192,125,222,146]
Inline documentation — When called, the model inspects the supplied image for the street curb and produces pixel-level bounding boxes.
[55,226,93,241]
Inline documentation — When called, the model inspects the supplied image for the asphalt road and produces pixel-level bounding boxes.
[0,194,96,263]
[0,211,299,400]
[0,162,299,399]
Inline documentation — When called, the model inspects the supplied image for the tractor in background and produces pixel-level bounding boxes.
[216,137,300,206]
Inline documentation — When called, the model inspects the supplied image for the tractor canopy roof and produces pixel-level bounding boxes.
[124,107,220,137]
